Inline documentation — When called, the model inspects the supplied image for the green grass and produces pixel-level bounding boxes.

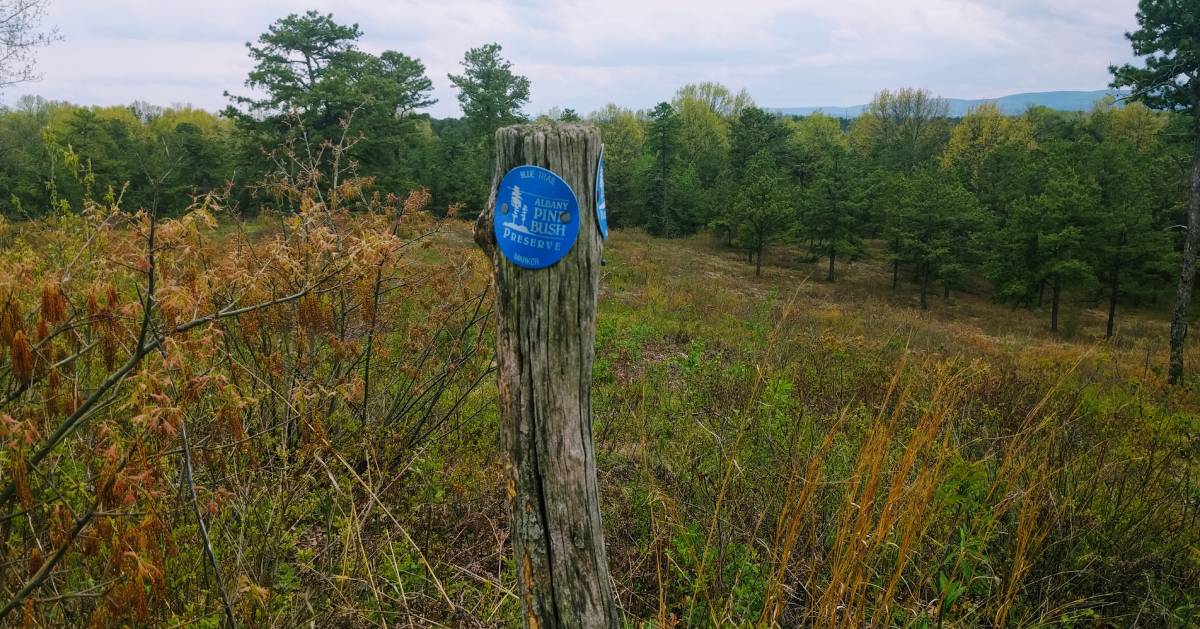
[585,228,1198,626]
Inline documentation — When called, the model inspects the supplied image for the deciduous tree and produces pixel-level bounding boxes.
[0,0,58,90]
[942,103,1037,226]
[673,83,736,190]
[590,104,646,227]
[857,88,951,174]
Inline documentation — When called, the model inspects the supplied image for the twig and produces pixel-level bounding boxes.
[315,444,456,611]
[180,413,237,627]
[0,455,128,622]
[0,281,332,508]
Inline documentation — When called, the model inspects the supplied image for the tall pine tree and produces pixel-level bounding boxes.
[1111,0,1200,382]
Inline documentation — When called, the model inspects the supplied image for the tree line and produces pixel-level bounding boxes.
[599,86,1192,338]
[0,11,532,221]
[0,9,1195,349]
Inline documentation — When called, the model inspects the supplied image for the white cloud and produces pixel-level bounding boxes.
[4,0,1140,116]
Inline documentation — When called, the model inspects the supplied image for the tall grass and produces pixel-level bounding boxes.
[0,210,1196,626]
[599,231,1199,627]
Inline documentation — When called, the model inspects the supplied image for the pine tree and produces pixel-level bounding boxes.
[448,43,530,141]
[646,102,681,237]
[732,151,795,276]
[992,149,1100,331]
[889,167,987,309]
[802,141,865,282]
[1111,0,1200,382]
[1087,109,1176,337]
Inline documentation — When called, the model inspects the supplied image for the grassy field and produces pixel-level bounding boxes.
[589,229,1198,626]
[0,210,1197,627]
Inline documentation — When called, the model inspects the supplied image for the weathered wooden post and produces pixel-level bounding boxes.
[474,123,618,628]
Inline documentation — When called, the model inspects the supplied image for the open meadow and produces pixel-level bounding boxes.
[0,205,1196,627]
[2,1,1200,626]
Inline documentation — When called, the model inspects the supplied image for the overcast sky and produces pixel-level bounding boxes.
[8,0,1140,117]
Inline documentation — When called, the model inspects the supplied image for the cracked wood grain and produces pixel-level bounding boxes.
[475,123,619,629]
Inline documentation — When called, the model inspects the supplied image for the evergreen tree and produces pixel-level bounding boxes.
[732,150,795,276]
[224,12,437,210]
[161,121,230,210]
[448,43,530,141]
[424,117,490,216]
[668,163,704,236]
[889,167,987,309]
[1034,167,1100,332]
[645,102,681,236]
[1111,0,1200,382]
[225,12,364,130]
[802,137,864,282]
[991,151,1099,331]
[729,107,790,172]
[1087,110,1176,337]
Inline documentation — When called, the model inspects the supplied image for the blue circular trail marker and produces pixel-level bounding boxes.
[595,147,609,240]
[494,165,581,269]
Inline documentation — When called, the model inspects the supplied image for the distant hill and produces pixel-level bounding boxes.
[773,90,1128,118]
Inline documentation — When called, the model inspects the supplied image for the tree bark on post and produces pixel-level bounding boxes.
[474,123,619,629]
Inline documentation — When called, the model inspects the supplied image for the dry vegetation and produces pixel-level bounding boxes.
[596,233,1198,626]
[0,200,1197,626]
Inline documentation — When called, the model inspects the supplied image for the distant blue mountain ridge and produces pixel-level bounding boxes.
[772,90,1129,118]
